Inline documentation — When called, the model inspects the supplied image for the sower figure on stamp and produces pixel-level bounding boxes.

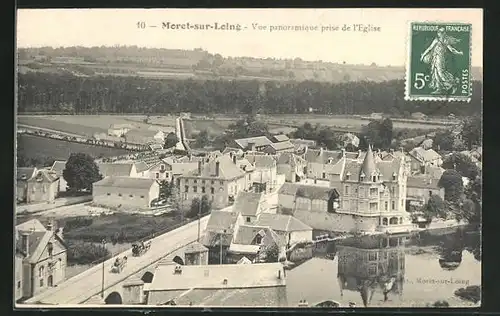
[420,27,464,95]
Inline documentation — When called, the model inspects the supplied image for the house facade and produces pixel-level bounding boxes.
[255,213,313,245]
[408,147,443,174]
[244,154,278,193]
[16,167,37,203]
[97,162,138,178]
[50,161,67,193]
[26,170,59,204]
[276,153,307,183]
[406,176,445,207]
[177,155,249,209]
[16,219,67,300]
[92,176,160,209]
[230,136,273,152]
[262,141,295,155]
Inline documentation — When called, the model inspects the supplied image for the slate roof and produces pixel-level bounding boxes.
[171,162,199,176]
[232,225,270,245]
[409,147,441,162]
[234,136,273,149]
[184,242,209,254]
[289,139,317,146]
[17,167,36,181]
[304,149,343,164]
[50,161,66,176]
[236,158,256,172]
[27,169,59,183]
[278,183,300,196]
[243,155,277,169]
[93,176,157,190]
[97,163,134,177]
[206,211,239,233]
[266,141,295,151]
[407,176,441,190]
[342,155,403,182]
[272,134,290,143]
[185,155,245,180]
[295,185,339,200]
[202,231,234,247]
[276,152,306,167]
[134,161,150,173]
[256,213,312,232]
[15,219,66,264]
[233,192,263,216]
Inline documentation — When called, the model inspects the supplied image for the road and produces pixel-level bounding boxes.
[24,216,209,305]
[17,124,88,138]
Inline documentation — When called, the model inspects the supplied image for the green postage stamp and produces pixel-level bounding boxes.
[406,22,472,102]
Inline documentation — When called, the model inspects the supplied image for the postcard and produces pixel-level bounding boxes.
[15,8,482,309]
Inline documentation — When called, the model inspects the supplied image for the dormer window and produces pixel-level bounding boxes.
[160,164,165,171]
[372,175,377,182]
[392,172,397,181]
[360,172,365,180]
[346,172,351,180]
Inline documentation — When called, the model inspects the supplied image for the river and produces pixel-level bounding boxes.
[285,226,481,308]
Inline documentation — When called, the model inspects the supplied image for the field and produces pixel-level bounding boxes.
[18,134,132,161]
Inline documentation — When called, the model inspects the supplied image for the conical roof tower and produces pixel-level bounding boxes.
[360,145,377,181]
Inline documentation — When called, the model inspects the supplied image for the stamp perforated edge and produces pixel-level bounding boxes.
[404,21,473,103]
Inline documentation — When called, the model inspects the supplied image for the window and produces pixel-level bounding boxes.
[48,242,53,257]
[194,179,197,184]
[155,173,159,179]
[368,252,377,261]
[254,234,263,245]
[184,186,189,193]
[429,190,433,197]
[107,193,111,196]
[202,187,206,193]
[345,186,349,195]
[202,180,206,184]
[370,188,378,196]
[17,281,21,289]
[129,194,133,197]
[382,218,388,225]
[372,176,377,182]
[384,201,388,211]
[369,202,378,211]
[346,172,351,180]
[140,195,145,198]
[368,265,377,275]
[220,181,224,185]
[211,180,215,185]
[211,187,215,194]
[246,217,251,223]
[193,186,198,193]
[390,187,395,195]
[40,278,44,287]
[160,164,165,171]
[401,200,403,207]
[392,201,395,210]
[322,172,326,179]
[118,193,122,197]
[392,173,397,181]
[39,266,44,277]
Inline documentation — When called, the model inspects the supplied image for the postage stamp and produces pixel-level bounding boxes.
[405,22,472,102]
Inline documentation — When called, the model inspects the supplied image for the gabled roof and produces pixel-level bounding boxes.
[17,167,37,181]
[50,161,66,175]
[185,155,245,180]
[234,136,273,149]
[243,154,277,169]
[15,220,67,264]
[236,158,256,172]
[409,147,442,162]
[272,134,290,143]
[304,149,343,164]
[222,147,244,155]
[276,152,306,166]
[233,191,264,216]
[16,219,47,234]
[278,183,300,196]
[97,163,134,177]
[289,138,316,146]
[256,213,312,232]
[134,161,150,173]
[27,169,59,183]
[184,242,209,254]
[206,211,239,233]
[171,162,199,176]
[232,224,270,245]
[93,176,157,190]
[342,155,403,183]
[295,185,339,201]
[407,176,441,190]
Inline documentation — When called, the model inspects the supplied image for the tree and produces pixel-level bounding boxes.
[164,132,179,149]
[360,119,393,150]
[442,153,480,180]
[159,180,173,200]
[438,170,464,203]
[422,195,447,221]
[460,115,481,150]
[186,195,212,218]
[433,131,459,152]
[195,130,210,148]
[63,153,102,193]
[262,242,280,262]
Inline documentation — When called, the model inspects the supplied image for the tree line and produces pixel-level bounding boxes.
[18,72,482,116]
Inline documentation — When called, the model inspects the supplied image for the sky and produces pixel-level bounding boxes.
[17,8,483,67]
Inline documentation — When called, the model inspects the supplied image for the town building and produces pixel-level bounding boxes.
[255,213,313,245]
[177,155,249,209]
[243,154,279,193]
[406,175,445,208]
[16,167,37,203]
[336,235,405,307]
[340,133,360,150]
[125,129,165,145]
[262,141,295,155]
[408,147,443,174]
[278,183,340,215]
[26,169,60,204]
[276,152,307,183]
[97,162,139,178]
[183,242,209,266]
[202,210,239,264]
[15,219,67,300]
[230,136,273,152]
[108,124,134,137]
[303,148,347,181]
[92,176,160,209]
[145,262,287,307]
[271,134,290,143]
[228,225,284,263]
[50,161,67,193]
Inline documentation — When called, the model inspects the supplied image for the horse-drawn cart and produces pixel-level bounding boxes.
[132,241,151,257]
[111,256,127,273]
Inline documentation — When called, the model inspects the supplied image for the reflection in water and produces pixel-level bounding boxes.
[336,235,406,307]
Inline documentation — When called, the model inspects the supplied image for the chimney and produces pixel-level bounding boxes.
[215,161,220,177]
[46,221,53,231]
[233,155,237,164]
[341,148,345,157]
[198,161,202,174]
[278,270,282,279]
[21,233,29,256]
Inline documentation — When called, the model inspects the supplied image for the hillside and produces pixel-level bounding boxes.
[18,46,482,83]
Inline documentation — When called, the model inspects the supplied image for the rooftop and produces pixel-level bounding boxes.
[279,183,339,201]
[185,155,245,180]
[407,176,441,190]
[184,241,209,254]
[276,152,306,167]
[233,191,264,216]
[28,169,59,183]
[148,262,286,291]
[234,136,273,149]
[17,167,36,181]
[243,154,277,169]
[256,213,312,232]
[205,210,239,233]
[266,141,295,151]
[272,134,290,143]
[409,147,442,162]
[304,148,343,164]
[50,161,66,175]
[97,162,135,177]
[93,176,157,190]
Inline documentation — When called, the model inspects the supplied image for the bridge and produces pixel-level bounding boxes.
[22,216,210,306]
